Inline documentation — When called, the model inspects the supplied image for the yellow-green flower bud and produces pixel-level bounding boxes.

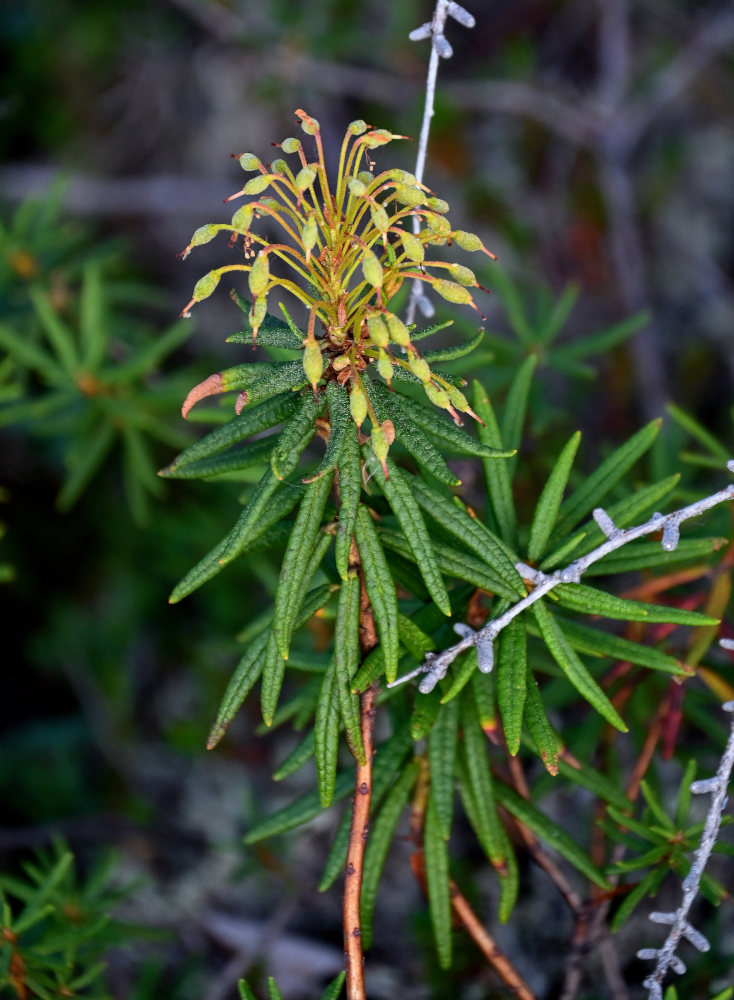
[357,171,374,186]
[394,185,424,208]
[452,230,483,252]
[371,423,390,476]
[301,215,318,261]
[425,213,452,237]
[381,168,417,186]
[385,312,411,348]
[189,224,219,248]
[348,177,367,197]
[399,232,425,263]
[272,158,288,175]
[424,381,451,409]
[363,129,402,148]
[295,166,317,192]
[298,111,320,136]
[349,382,368,427]
[446,385,470,411]
[433,279,474,305]
[248,252,270,297]
[244,175,272,196]
[249,296,267,339]
[348,119,368,135]
[231,205,254,232]
[370,204,390,233]
[448,263,477,287]
[426,197,449,214]
[408,354,432,383]
[193,270,221,303]
[303,338,323,392]
[362,250,383,289]
[367,313,389,348]
[281,137,301,154]
[377,348,393,384]
[239,153,261,171]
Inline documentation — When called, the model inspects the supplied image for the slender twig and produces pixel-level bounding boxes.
[405,1,476,326]
[390,463,734,692]
[638,683,734,999]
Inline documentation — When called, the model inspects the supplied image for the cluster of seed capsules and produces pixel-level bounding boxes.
[178,109,495,472]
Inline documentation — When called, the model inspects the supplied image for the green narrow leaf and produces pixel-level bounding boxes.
[553,617,686,675]
[207,629,270,749]
[496,617,527,756]
[441,647,479,704]
[487,265,533,345]
[424,790,452,970]
[428,698,459,839]
[242,361,309,407]
[675,759,697,829]
[551,311,649,365]
[0,321,64,384]
[113,318,191,381]
[549,419,662,545]
[459,690,506,867]
[667,403,730,460]
[79,265,107,371]
[410,685,442,740]
[409,478,525,598]
[398,393,513,459]
[408,319,454,342]
[244,770,354,844]
[351,645,388,693]
[532,601,628,732]
[523,673,561,774]
[397,613,436,660]
[315,656,340,807]
[378,458,451,616]
[354,505,399,683]
[361,760,419,947]
[166,393,298,471]
[267,976,285,1000]
[159,436,276,480]
[471,666,496,733]
[537,282,578,344]
[270,392,321,480]
[305,381,350,482]
[583,538,725,576]
[421,328,485,363]
[609,867,667,932]
[319,972,346,1000]
[527,431,581,562]
[218,467,283,569]
[335,572,365,763]
[30,287,79,376]
[500,354,536,479]
[273,472,334,660]
[554,583,719,627]
[238,981,258,1000]
[260,632,287,728]
[56,422,116,511]
[335,421,361,581]
[494,783,610,888]
[472,381,517,547]
[169,483,301,603]
[367,381,460,487]
[273,730,315,781]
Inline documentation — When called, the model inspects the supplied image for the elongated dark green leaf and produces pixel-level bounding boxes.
[169,483,301,603]
[409,478,525,598]
[667,403,730,461]
[30,287,79,377]
[79,265,107,371]
[424,791,452,970]
[428,698,459,839]
[555,757,630,812]
[552,583,719,626]
[500,354,536,480]
[270,392,321,480]
[305,381,350,483]
[319,972,346,1000]
[493,783,610,888]
[273,730,315,781]
[260,632,287,728]
[0,321,65,384]
[244,770,354,844]
[379,527,512,598]
[207,629,270,749]
[335,421,361,581]
[523,673,560,774]
[379,457,450,615]
[238,980,258,1000]
[551,311,648,364]
[319,807,352,892]
[165,393,298,471]
[398,393,513,459]
[527,432,581,562]
[227,323,301,350]
[408,319,454,342]
[57,423,116,511]
[459,691,506,867]
[549,419,662,545]
[441,647,479,704]
[471,667,496,733]
[335,572,365,763]
[487,265,533,344]
[556,617,685,675]
[351,646,388,693]
[113,319,191,382]
[159,436,276,480]
[354,505,399,682]
[239,362,309,408]
[410,685,442,739]
[532,601,628,732]
[273,472,334,660]
[361,760,419,948]
[210,361,291,394]
[472,381,517,547]
[315,656,340,807]
[583,538,726,576]
[497,617,527,756]
[537,282,578,344]
[397,613,436,660]
[420,329,485,363]
[609,867,667,932]
[367,380,460,486]
[267,976,284,1000]
[391,366,464,389]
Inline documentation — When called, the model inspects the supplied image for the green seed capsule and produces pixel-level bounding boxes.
[363,129,396,149]
[281,137,301,154]
[394,185,424,208]
[348,119,368,136]
[248,252,270,297]
[244,175,272,196]
[446,385,470,411]
[424,381,451,409]
[295,166,317,192]
[192,270,221,303]
[452,230,483,252]
[299,114,320,136]
[371,423,390,470]
[271,158,288,175]
[370,205,390,233]
[189,224,219,248]
[239,153,262,171]
[377,348,393,384]
[301,215,318,258]
[231,205,254,231]
[362,251,383,289]
[249,296,267,336]
[433,279,474,305]
[348,177,367,197]
[399,232,425,263]
[303,339,323,389]
[408,354,432,383]
[426,197,449,214]
[385,312,411,348]
[367,313,389,348]
[425,213,452,237]
[349,383,368,427]
[448,263,477,287]
[357,171,374,186]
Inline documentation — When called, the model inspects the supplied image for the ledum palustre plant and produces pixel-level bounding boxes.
[164,109,733,999]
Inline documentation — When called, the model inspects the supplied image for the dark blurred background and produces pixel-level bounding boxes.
[1,1,734,997]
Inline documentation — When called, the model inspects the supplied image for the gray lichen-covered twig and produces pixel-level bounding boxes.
[637,666,734,1000]
[390,461,734,693]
